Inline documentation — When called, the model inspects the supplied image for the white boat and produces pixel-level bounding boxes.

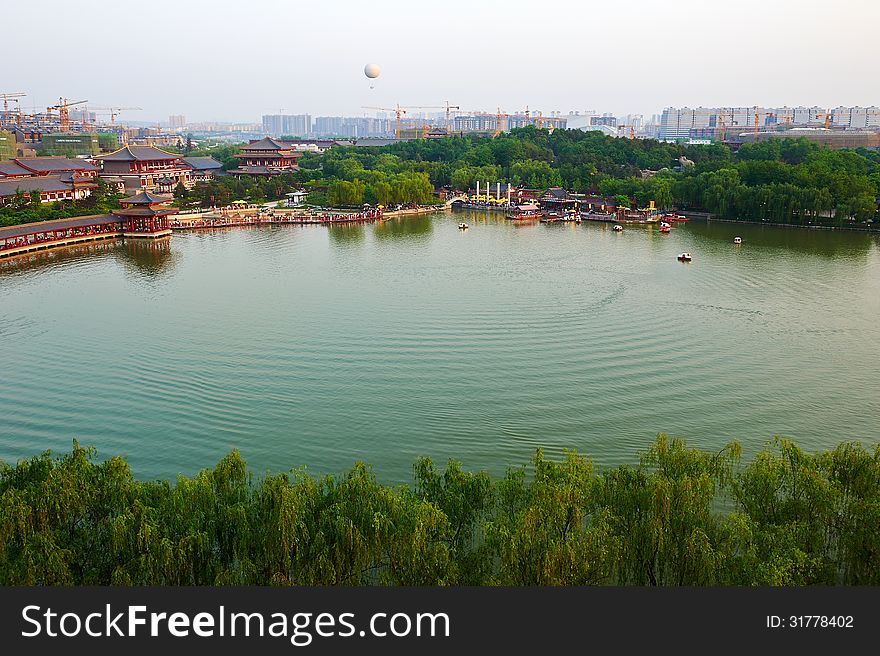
[677,252,692,262]
[612,224,624,232]
[458,223,469,230]
[734,236,742,244]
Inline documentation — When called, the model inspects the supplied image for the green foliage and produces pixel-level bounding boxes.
[0,179,124,227]
[2,435,878,586]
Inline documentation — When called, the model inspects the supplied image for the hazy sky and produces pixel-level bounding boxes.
[6,0,878,122]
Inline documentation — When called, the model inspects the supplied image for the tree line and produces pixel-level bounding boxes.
[2,434,878,586]
[3,130,878,226]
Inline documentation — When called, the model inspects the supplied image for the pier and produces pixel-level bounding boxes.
[0,206,387,258]
[0,215,124,258]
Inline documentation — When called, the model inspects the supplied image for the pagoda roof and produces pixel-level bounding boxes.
[112,206,178,217]
[0,175,77,196]
[14,156,98,173]
[121,190,173,205]
[94,145,180,162]
[239,137,292,151]
[182,156,223,170]
[0,161,32,177]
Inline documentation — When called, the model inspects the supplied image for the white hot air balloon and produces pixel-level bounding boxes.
[364,63,381,89]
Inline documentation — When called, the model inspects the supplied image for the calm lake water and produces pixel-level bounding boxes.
[2,211,879,483]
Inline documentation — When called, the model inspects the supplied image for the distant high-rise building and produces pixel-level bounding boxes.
[169,115,186,129]
[658,105,880,141]
[590,115,617,127]
[262,114,312,137]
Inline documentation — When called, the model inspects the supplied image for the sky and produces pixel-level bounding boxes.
[5,0,879,123]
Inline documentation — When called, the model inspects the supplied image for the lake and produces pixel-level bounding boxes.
[1,211,879,483]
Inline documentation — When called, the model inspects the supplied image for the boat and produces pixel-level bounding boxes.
[506,204,541,221]
[663,212,689,222]
[580,211,616,222]
[458,223,469,230]
[677,252,692,262]
[612,224,624,232]
[734,236,742,244]
[659,222,671,234]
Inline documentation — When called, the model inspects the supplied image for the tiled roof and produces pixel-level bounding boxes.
[239,137,292,151]
[94,145,180,162]
[182,156,223,170]
[121,190,173,205]
[0,161,34,177]
[0,175,75,196]
[14,157,98,173]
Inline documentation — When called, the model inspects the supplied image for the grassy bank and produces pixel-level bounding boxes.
[1,434,878,586]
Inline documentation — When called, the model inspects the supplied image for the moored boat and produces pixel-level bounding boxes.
[579,211,616,222]
[506,204,541,221]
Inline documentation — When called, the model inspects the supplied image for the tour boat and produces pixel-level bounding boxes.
[664,212,689,222]
[612,224,624,232]
[734,236,742,244]
[580,211,616,222]
[458,223,469,230]
[677,252,693,262]
[506,204,542,221]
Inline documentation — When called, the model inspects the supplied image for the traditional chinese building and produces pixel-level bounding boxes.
[0,173,96,204]
[112,190,177,238]
[94,145,193,192]
[183,156,225,183]
[0,156,99,179]
[229,137,301,176]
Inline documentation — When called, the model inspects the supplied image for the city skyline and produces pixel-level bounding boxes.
[5,0,879,123]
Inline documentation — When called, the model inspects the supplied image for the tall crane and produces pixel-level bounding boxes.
[716,108,736,141]
[47,98,88,132]
[361,105,443,139]
[362,105,406,138]
[494,107,511,137]
[815,110,832,129]
[444,101,460,132]
[753,107,778,139]
[535,110,544,129]
[1,92,26,126]
[89,106,143,125]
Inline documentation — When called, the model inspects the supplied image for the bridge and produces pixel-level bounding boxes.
[445,195,469,207]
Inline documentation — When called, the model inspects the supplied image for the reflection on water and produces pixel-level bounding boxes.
[115,237,176,276]
[687,220,876,259]
[327,224,366,245]
[1,210,879,485]
[374,215,433,241]
[0,239,120,276]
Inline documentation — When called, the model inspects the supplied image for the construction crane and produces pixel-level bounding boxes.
[815,110,833,129]
[716,108,736,141]
[362,105,406,138]
[89,106,143,125]
[617,125,636,140]
[753,108,778,139]
[47,98,88,132]
[493,107,511,137]
[361,105,443,139]
[535,110,544,129]
[444,101,460,132]
[1,92,26,126]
